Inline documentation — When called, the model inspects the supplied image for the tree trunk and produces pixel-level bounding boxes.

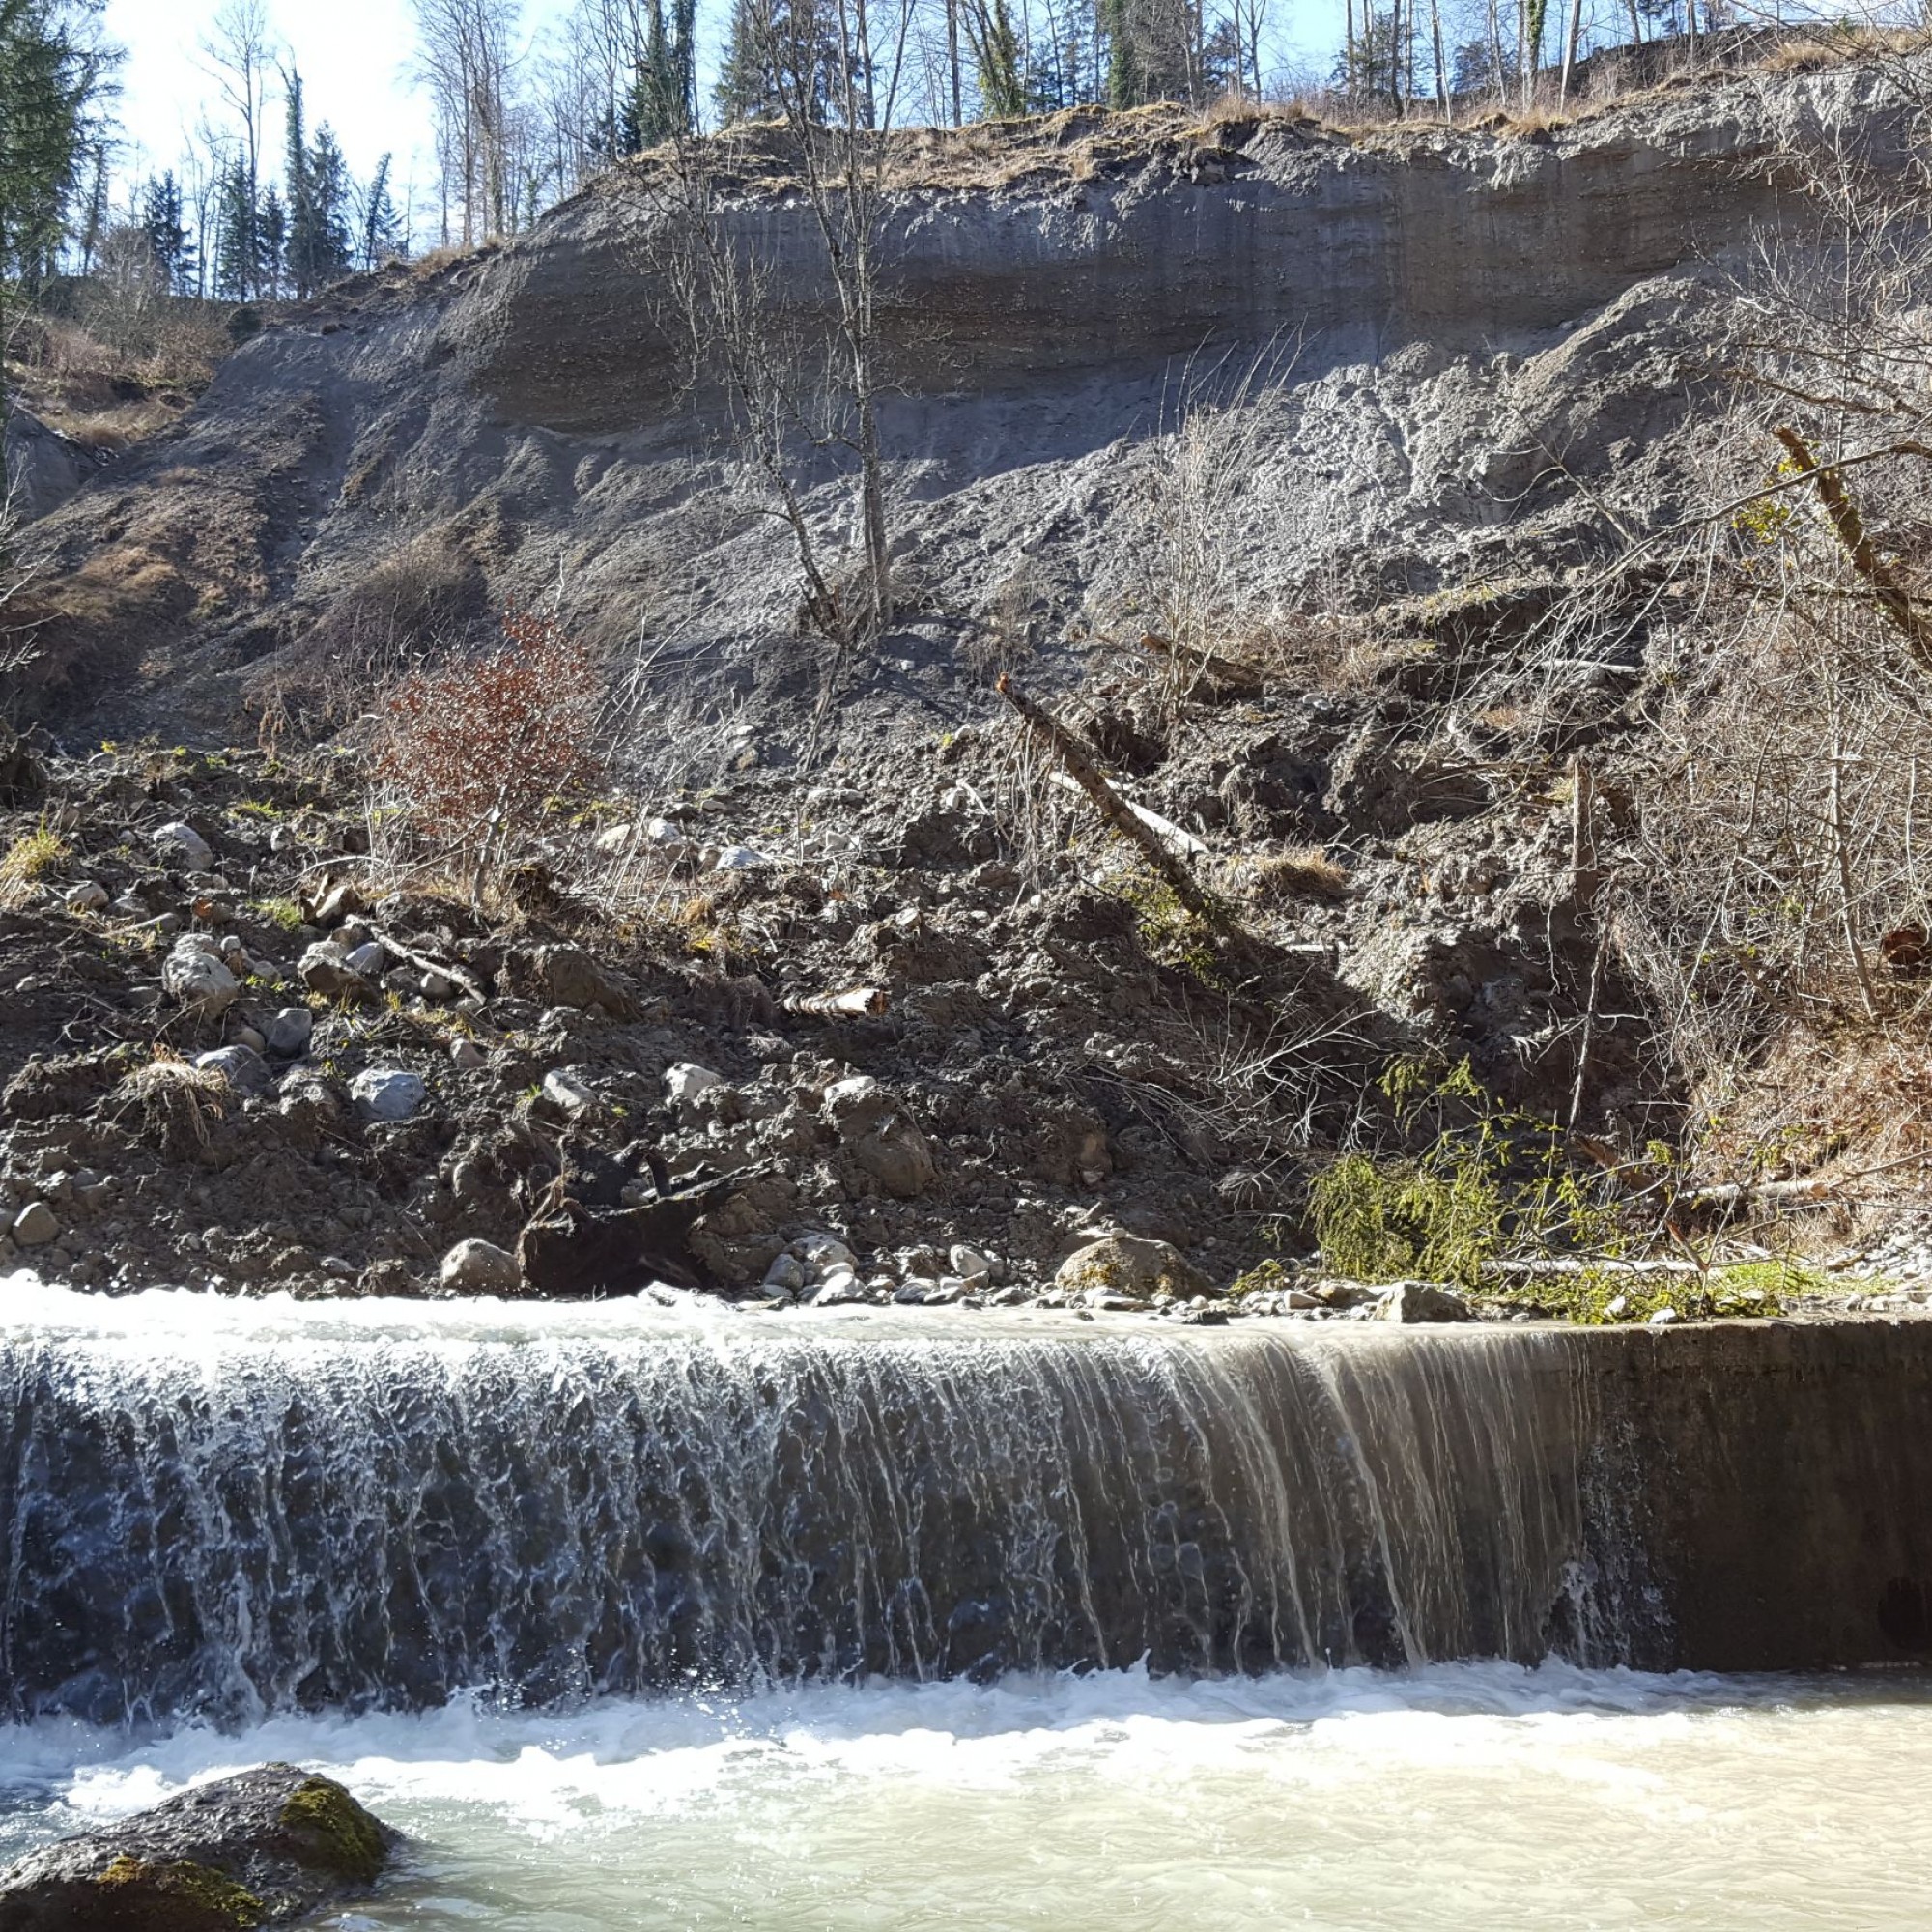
[1559,0,1583,102]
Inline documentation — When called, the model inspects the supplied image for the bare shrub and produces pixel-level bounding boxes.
[370,607,605,897]
[1509,67,1932,1173]
[1102,358,1294,714]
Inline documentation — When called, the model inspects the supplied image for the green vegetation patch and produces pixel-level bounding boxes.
[98,1853,266,1928]
[279,1776,388,1884]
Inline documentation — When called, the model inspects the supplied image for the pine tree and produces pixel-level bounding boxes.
[0,0,108,288]
[625,0,698,150]
[358,152,400,270]
[715,0,784,126]
[256,181,285,298]
[141,170,194,295]
[213,153,259,299]
[286,103,352,298]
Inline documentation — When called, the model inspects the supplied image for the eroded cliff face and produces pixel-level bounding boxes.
[466,74,1836,432]
[11,58,1913,730]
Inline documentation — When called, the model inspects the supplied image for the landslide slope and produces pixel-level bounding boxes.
[10,58,1913,736]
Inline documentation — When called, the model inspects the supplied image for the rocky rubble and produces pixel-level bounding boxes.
[0,711,1916,1321]
[0,696,1629,1311]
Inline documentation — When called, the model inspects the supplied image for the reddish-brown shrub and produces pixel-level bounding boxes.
[373,608,603,881]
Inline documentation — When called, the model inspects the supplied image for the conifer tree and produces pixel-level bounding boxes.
[213,153,259,298]
[256,180,285,297]
[0,0,108,288]
[141,169,195,294]
[358,152,401,270]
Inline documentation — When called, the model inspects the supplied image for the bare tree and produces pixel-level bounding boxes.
[661,0,915,641]
[412,0,525,245]
[197,0,275,297]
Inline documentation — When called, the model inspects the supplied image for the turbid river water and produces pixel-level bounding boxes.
[0,1664,1927,1928]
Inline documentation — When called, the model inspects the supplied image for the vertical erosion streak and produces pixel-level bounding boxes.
[0,1323,1628,1722]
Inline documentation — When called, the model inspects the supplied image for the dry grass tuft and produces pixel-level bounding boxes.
[1246,844,1352,903]
[110,1050,232,1154]
[0,824,71,911]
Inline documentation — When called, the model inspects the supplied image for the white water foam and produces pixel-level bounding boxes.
[0,1664,1928,1929]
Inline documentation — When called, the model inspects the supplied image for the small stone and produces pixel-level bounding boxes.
[666,1062,724,1112]
[150,820,213,871]
[350,1066,426,1121]
[1055,1235,1212,1302]
[1647,1305,1681,1325]
[764,1252,807,1293]
[1376,1280,1473,1324]
[893,1275,941,1304]
[523,944,631,1014]
[795,1231,856,1277]
[161,940,240,1017]
[265,1007,315,1056]
[449,1037,486,1069]
[814,1266,871,1305]
[542,1068,597,1116]
[310,880,364,926]
[299,941,375,1001]
[61,881,108,913]
[194,1044,274,1096]
[344,940,387,979]
[10,1203,57,1247]
[822,1075,891,1139]
[708,843,770,871]
[440,1238,522,1294]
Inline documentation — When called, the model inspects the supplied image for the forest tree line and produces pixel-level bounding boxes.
[2,0,1752,313]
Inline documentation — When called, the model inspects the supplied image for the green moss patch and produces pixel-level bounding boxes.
[97,1853,266,1928]
[279,1776,388,1884]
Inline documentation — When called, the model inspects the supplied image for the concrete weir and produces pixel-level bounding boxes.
[0,1306,1926,1723]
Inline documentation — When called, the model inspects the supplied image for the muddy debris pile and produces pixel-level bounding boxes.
[0,676,1673,1322]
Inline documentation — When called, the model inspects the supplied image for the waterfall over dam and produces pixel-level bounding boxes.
[1,1289,1928,1726]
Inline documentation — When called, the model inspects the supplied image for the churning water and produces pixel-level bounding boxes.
[0,1664,1930,1928]
[1,1279,1927,1925]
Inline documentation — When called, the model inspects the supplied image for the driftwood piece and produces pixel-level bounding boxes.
[1047,773,1209,856]
[516,1164,769,1298]
[781,985,890,1018]
[997,672,1247,947]
[1138,630,1265,700]
[368,926,487,1004]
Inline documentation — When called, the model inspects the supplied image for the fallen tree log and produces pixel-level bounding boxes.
[781,985,890,1018]
[997,671,1249,950]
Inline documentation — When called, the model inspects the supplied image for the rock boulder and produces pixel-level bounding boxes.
[0,1762,397,1930]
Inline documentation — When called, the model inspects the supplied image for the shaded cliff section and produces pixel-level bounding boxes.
[5,59,1916,735]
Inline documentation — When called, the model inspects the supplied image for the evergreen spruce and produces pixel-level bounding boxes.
[140,169,194,294]
[256,181,285,298]
[358,152,400,270]
[213,153,259,299]
[0,0,107,288]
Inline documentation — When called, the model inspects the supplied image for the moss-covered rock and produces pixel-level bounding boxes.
[0,1764,399,1930]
